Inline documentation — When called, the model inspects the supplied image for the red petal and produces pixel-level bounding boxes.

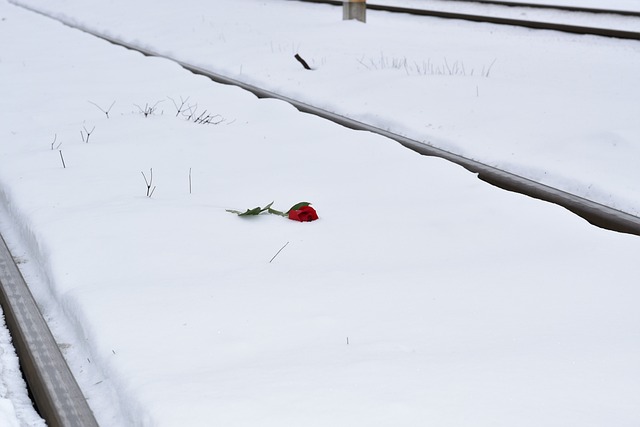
[288,210,301,221]
[300,206,319,220]
[287,206,318,222]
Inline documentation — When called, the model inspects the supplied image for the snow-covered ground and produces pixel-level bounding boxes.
[1,0,639,425]
[10,0,640,216]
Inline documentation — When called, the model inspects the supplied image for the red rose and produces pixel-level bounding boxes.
[288,205,318,222]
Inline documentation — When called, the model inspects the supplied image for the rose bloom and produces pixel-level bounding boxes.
[288,205,319,222]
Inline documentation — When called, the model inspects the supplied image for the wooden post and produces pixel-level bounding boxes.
[343,0,366,23]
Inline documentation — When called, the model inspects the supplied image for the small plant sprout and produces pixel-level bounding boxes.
[134,100,164,118]
[80,125,95,143]
[141,168,156,197]
[184,102,198,121]
[186,104,222,125]
[481,58,497,78]
[194,110,223,125]
[357,54,497,78]
[168,96,190,117]
[88,100,115,118]
[168,96,224,125]
[50,134,62,150]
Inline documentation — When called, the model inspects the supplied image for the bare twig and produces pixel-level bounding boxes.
[185,103,198,121]
[59,150,66,169]
[141,168,156,197]
[443,57,452,75]
[189,168,192,194]
[81,125,96,143]
[50,134,62,150]
[356,56,371,70]
[194,109,210,124]
[166,96,225,124]
[294,53,312,70]
[269,241,290,263]
[168,96,190,117]
[88,100,115,118]
[482,58,497,78]
[134,100,164,118]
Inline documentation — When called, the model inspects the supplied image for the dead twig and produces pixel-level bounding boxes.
[80,125,95,143]
[269,241,290,263]
[294,53,312,70]
[88,100,116,118]
[51,134,62,150]
[141,168,156,197]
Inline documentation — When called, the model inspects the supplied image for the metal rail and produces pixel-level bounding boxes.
[297,0,640,40]
[12,1,640,236]
[438,0,640,18]
[0,234,99,427]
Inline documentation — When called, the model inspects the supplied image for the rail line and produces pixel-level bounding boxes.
[297,0,640,40]
[0,233,99,426]
[428,0,640,18]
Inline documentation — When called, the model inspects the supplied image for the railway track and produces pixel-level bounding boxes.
[298,0,640,40]
[429,0,640,18]
[0,233,99,426]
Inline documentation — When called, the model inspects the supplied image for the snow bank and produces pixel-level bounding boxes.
[1,1,639,425]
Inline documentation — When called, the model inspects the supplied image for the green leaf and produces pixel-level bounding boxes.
[226,202,274,217]
[287,201,311,213]
[239,207,263,216]
[261,201,274,212]
[267,207,287,217]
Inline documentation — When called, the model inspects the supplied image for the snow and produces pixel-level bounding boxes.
[0,0,639,426]
[0,308,46,426]
[10,0,640,215]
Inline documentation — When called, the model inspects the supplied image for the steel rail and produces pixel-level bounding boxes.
[296,0,640,40]
[0,233,99,427]
[10,1,640,237]
[432,0,640,18]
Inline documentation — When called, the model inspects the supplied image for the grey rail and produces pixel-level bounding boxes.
[0,233,99,426]
[431,0,640,18]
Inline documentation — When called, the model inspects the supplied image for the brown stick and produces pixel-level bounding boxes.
[294,53,311,70]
